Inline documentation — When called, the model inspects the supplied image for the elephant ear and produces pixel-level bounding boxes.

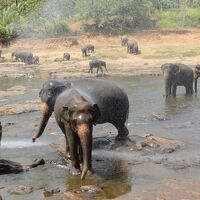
[172,64,180,74]
[61,106,70,123]
[92,104,101,125]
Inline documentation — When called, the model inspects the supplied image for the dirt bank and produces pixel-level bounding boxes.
[1,29,200,78]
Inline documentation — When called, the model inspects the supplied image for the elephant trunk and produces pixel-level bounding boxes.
[195,78,198,94]
[32,102,52,142]
[77,123,92,180]
[0,121,2,145]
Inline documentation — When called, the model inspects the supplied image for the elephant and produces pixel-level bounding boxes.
[121,36,128,46]
[32,56,39,64]
[0,121,2,144]
[63,52,70,61]
[88,59,108,74]
[32,79,129,171]
[85,44,95,53]
[161,63,194,97]
[127,41,139,54]
[81,46,88,57]
[194,64,200,93]
[11,52,33,64]
[54,88,101,179]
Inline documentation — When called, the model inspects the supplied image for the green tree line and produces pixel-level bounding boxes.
[1,0,200,40]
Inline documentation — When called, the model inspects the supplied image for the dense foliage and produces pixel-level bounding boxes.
[1,0,200,40]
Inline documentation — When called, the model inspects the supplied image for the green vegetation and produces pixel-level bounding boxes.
[1,0,200,41]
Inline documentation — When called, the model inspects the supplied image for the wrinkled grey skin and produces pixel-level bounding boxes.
[33,78,129,151]
[63,52,70,61]
[194,64,200,93]
[54,89,101,179]
[85,44,95,53]
[161,63,194,97]
[127,41,139,54]
[88,59,108,74]
[11,52,33,64]
[32,56,39,64]
[121,36,128,46]
[81,46,88,57]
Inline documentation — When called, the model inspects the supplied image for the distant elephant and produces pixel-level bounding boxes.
[32,79,129,165]
[11,52,33,64]
[32,56,39,64]
[88,59,108,74]
[86,44,95,53]
[121,36,128,46]
[63,52,70,61]
[81,46,88,57]
[161,63,194,97]
[127,41,139,54]
[194,64,200,93]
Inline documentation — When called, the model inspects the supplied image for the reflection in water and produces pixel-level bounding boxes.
[164,96,195,117]
[65,157,131,199]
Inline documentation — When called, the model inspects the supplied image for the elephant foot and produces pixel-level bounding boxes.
[70,167,81,176]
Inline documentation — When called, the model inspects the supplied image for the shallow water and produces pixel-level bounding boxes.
[1,76,200,199]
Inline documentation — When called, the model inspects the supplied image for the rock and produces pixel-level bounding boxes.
[28,158,45,169]
[7,185,34,195]
[0,159,24,174]
[44,187,60,196]
[144,113,168,121]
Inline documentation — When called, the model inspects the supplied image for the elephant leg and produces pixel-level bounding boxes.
[97,66,99,74]
[172,85,177,97]
[115,124,129,141]
[65,126,81,175]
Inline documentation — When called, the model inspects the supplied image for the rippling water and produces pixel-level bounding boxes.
[1,76,200,200]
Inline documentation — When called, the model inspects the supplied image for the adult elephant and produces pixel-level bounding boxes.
[194,64,200,93]
[32,79,129,141]
[161,63,194,97]
[12,52,33,64]
[127,41,139,54]
[32,79,129,179]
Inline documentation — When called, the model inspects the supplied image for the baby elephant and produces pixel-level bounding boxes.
[63,52,70,61]
[88,59,108,74]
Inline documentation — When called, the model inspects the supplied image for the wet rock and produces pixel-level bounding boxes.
[44,187,60,196]
[28,158,45,169]
[7,185,34,195]
[0,100,39,116]
[144,113,168,121]
[0,159,24,174]
[165,121,192,129]
[64,185,103,200]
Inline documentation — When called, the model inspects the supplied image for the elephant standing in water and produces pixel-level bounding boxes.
[88,59,108,74]
[32,79,129,179]
[194,64,200,93]
[161,63,194,97]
